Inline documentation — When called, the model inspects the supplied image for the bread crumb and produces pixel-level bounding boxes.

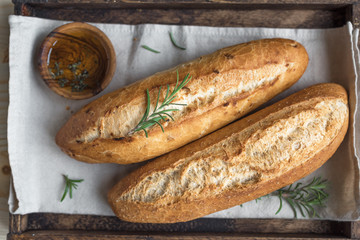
[66,106,70,111]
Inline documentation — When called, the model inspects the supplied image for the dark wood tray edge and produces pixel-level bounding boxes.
[7,1,360,239]
[7,213,360,239]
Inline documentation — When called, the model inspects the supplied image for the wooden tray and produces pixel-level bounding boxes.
[9,0,360,239]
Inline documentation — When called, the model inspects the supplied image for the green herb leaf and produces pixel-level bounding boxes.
[51,61,89,91]
[275,191,283,215]
[272,176,328,218]
[141,45,161,54]
[128,70,191,137]
[58,78,68,88]
[68,61,82,72]
[71,69,89,92]
[60,175,84,202]
[49,61,65,79]
[49,69,56,79]
[169,32,186,50]
[241,176,329,219]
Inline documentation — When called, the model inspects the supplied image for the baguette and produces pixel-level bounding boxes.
[108,83,349,223]
[56,38,308,164]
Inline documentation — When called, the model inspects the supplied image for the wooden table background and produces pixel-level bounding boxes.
[0,0,14,239]
[4,1,360,239]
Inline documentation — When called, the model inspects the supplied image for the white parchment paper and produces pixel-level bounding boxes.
[8,15,360,220]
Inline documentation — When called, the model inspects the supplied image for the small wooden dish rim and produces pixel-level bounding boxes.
[38,22,116,100]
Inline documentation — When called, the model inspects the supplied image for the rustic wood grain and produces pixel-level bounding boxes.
[38,22,116,99]
[349,222,360,239]
[5,231,354,240]
[14,4,350,28]
[9,0,360,5]
[7,213,356,239]
[7,0,360,239]
[21,214,348,234]
[350,1,360,28]
[0,1,14,240]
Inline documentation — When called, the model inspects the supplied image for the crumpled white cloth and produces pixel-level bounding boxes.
[7,15,360,220]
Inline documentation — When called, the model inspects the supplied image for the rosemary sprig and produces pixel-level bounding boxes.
[273,176,328,218]
[48,61,89,91]
[70,69,89,92]
[129,71,191,137]
[60,175,84,202]
[58,78,69,88]
[169,32,186,50]
[49,62,68,87]
[68,61,82,73]
[239,176,329,218]
[53,62,64,77]
[141,45,161,54]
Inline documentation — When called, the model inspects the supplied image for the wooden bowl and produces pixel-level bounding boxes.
[38,22,116,100]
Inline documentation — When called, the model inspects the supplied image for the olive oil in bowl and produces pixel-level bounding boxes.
[39,22,116,100]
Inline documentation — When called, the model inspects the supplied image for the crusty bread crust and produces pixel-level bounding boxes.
[56,38,308,164]
[108,83,349,223]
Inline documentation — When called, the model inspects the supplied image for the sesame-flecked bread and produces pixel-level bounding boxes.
[56,38,308,164]
[108,83,349,223]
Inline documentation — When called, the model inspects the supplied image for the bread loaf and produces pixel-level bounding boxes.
[56,38,308,164]
[108,83,349,223]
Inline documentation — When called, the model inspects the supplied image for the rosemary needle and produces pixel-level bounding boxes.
[141,45,161,53]
[60,175,84,202]
[169,32,186,50]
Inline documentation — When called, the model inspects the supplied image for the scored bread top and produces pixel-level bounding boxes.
[56,38,309,164]
[108,83,349,223]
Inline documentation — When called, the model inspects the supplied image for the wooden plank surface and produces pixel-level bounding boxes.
[13,1,353,27]
[7,213,356,239]
[12,214,348,233]
[8,0,360,5]
[6,0,360,239]
[4,231,354,240]
[0,0,13,239]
